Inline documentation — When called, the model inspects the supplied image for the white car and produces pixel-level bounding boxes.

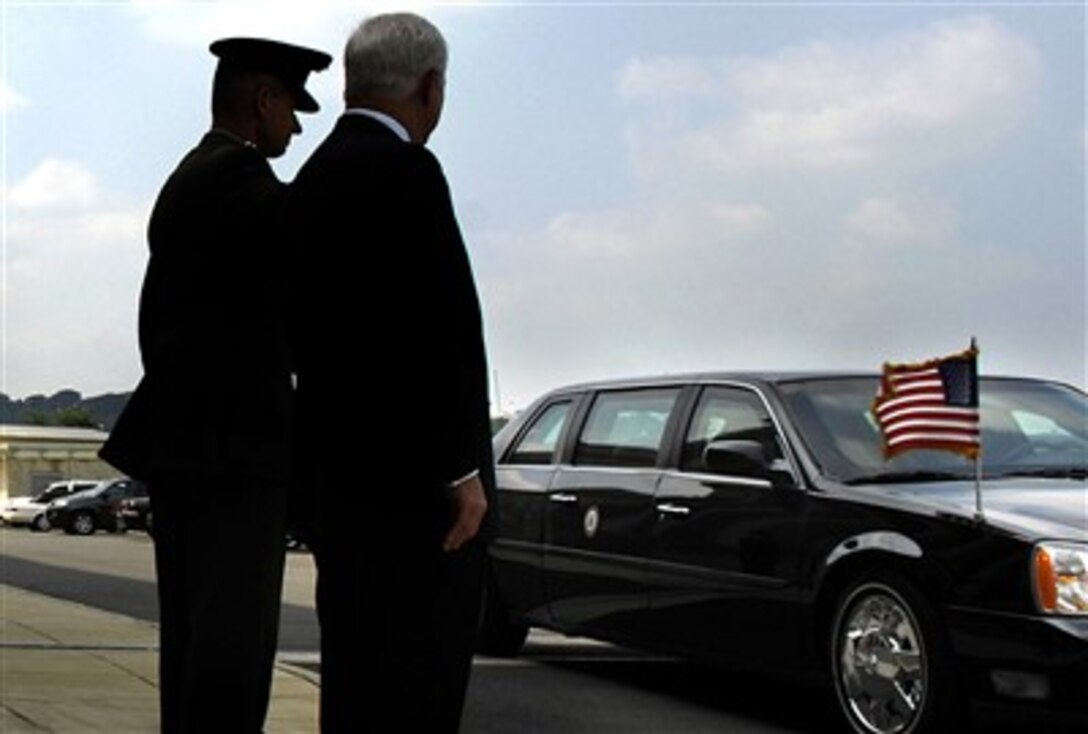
[0,480,100,531]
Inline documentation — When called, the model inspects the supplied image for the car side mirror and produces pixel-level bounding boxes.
[703,440,771,480]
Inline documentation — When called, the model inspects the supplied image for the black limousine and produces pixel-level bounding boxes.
[479,373,1087,734]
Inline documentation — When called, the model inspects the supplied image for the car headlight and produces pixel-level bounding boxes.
[1033,542,1088,615]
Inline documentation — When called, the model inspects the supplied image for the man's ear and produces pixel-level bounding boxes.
[419,68,444,108]
[253,80,277,120]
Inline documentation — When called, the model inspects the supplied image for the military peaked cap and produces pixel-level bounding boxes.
[210,37,332,113]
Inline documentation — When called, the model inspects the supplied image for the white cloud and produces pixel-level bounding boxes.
[709,203,769,235]
[7,210,145,253]
[478,181,1080,409]
[618,57,718,102]
[7,159,97,211]
[539,197,770,261]
[846,196,955,246]
[0,81,29,112]
[4,159,147,397]
[620,15,1041,172]
[478,199,792,408]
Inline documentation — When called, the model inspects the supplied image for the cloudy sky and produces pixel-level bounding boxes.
[2,1,1085,412]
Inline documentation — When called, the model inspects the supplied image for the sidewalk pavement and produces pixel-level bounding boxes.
[0,584,319,732]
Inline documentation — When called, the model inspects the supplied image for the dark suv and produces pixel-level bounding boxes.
[46,478,148,535]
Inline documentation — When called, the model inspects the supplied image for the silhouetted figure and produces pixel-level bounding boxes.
[100,37,330,733]
[290,13,494,733]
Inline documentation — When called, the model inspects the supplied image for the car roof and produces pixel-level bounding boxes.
[539,371,1076,398]
[545,371,869,394]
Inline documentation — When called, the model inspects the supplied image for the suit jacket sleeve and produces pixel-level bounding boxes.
[412,150,493,488]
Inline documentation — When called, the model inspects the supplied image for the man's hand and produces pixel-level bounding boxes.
[444,474,488,552]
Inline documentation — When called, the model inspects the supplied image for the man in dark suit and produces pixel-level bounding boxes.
[290,13,493,733]
[100,37,330,733]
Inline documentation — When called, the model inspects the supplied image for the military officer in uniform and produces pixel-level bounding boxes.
[100,37,330,733]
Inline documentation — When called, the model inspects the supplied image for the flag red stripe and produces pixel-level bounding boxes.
[890,383,943,397]
[884,433,980,444]
[884,419,980,432]
[885,439,980,459]
[887,434,979,447]
[875,394,949,413]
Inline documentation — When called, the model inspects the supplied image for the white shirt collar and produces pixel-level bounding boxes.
[344,108,410,143]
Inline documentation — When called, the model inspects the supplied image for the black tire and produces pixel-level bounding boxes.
[829,572,962,734]
[476,570,529,657]
[67,512,96,536]
[30,514,51,532]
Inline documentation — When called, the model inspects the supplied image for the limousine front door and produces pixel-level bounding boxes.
[647,385,806,663]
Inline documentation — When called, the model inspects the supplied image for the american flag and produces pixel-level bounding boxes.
[873,345,981,459]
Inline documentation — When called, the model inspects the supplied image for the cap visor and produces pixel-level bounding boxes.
[294,88,320,113]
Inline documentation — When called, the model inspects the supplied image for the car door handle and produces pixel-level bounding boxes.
[549,493,578,504]
[656,503,691,517]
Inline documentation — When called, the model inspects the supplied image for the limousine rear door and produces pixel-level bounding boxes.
[491,397,580,625]
[543,387,684,639]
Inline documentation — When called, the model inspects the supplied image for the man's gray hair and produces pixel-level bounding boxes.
[344,13,448,101]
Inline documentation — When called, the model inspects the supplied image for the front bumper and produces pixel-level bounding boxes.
[2,509,37,525]
[946,605,1088,721]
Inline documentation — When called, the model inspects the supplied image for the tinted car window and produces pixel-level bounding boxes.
[575,388,679,468]
[507,401,572,465]
[681,386,783,472]
[36,486,71,503]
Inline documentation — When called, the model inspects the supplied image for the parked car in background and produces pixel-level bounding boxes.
[116,495,152,535]
[0,479,99,531]
[46,478,148,536]
[112,494,304,549]
[480,372,1087,733]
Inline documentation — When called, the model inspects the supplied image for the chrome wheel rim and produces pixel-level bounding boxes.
[836,585,926,734]
[73,514,94,534]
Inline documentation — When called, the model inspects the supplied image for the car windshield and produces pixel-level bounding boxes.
[71,482,110,499]
[778,377,1087,484]
[34,486,69,503]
